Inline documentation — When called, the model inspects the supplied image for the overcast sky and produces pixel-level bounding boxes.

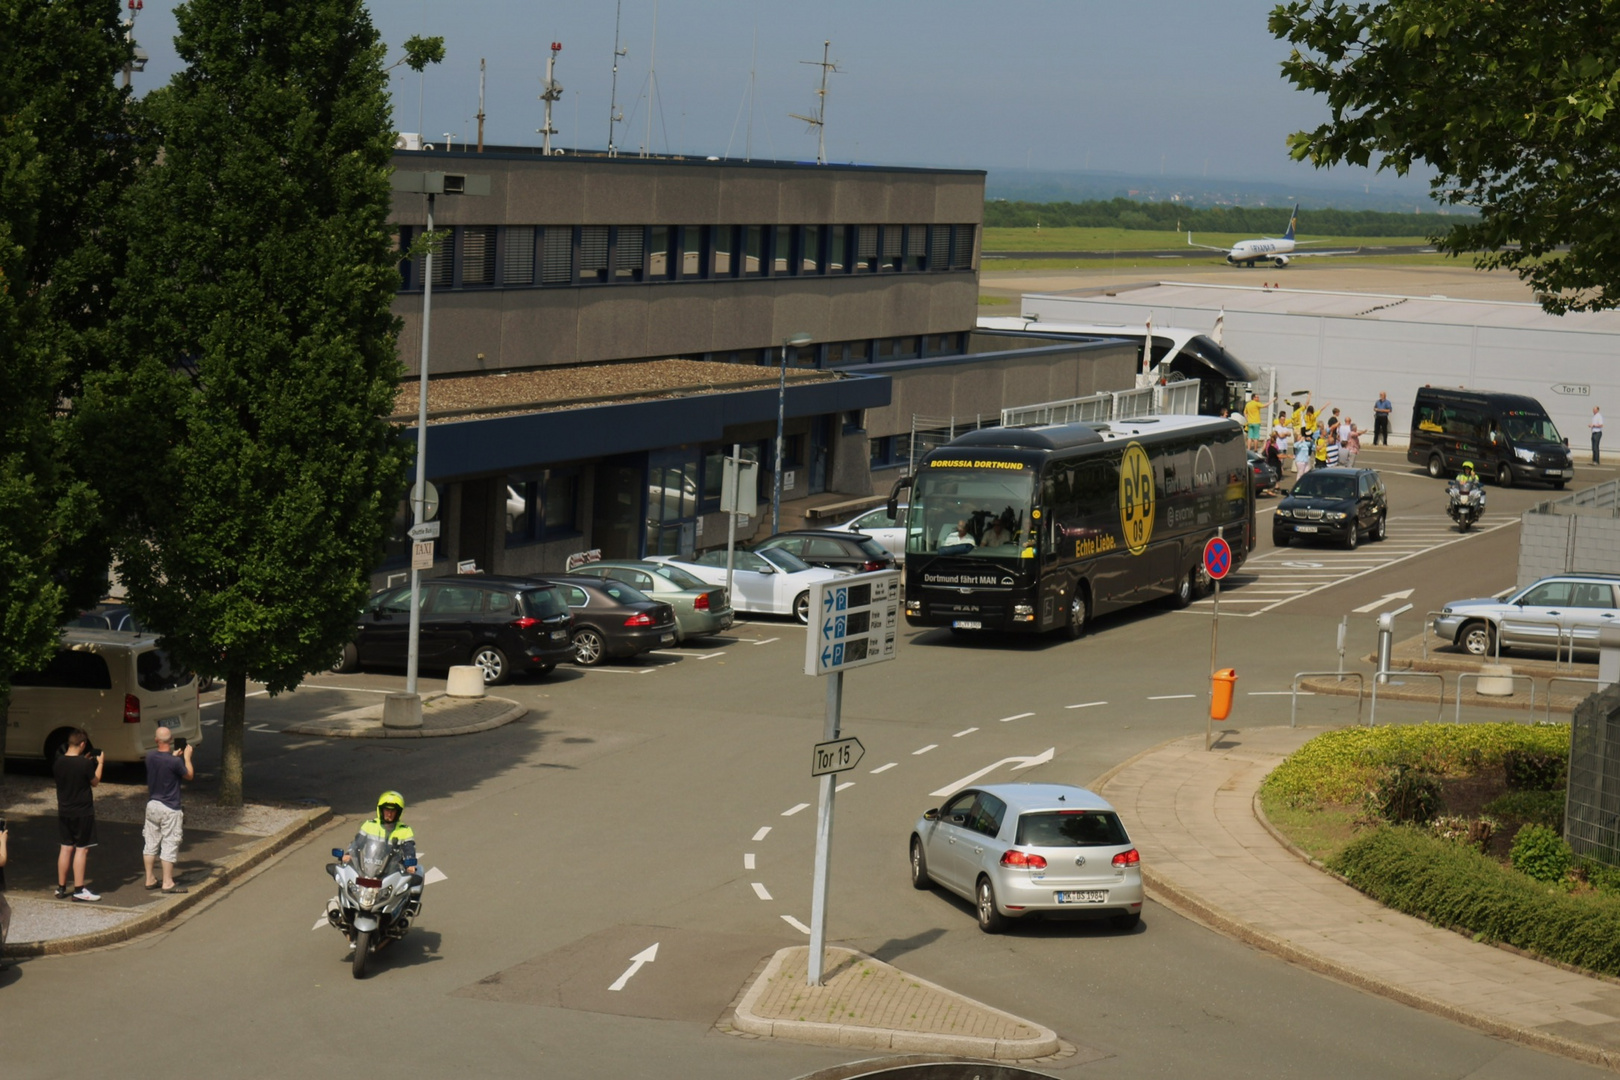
[124,0,1426,194]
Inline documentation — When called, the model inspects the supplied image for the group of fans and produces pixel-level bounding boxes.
[1238,392,1365,495]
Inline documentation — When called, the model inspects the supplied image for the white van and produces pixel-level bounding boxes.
[6,629,203,762]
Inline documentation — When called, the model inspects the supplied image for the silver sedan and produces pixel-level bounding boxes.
[910,782,1143,933]
[566,560,734,643]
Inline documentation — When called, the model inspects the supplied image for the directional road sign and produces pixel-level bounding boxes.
[408,520,441,541]
[1203,536,1232,581]
[804,570,901,677]
[811,736,865,777]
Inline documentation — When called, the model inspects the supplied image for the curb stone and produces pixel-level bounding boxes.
[282,695,526,739]
[4,803,332,957]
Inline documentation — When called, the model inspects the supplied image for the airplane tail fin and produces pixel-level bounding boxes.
[1283,204,1299,241]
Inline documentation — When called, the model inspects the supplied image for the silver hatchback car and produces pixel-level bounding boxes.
[910,783,1143,933]
[1434,573,1620,657]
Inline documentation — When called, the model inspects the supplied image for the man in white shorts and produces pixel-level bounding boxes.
[143,726,194,894]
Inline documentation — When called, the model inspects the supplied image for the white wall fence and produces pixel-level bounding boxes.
[1518,480,1620,586]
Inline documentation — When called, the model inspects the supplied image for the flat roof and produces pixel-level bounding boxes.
[395,146,985,179]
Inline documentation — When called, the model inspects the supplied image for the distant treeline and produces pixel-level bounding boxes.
[984,198,1472,236]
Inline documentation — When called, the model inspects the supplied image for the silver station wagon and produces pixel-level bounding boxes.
[1434,573,1620,657]
[910,782,1143,933]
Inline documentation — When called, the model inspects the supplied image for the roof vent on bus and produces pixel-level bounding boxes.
[946,424,1104,451]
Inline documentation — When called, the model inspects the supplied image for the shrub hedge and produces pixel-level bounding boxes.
[1331,826,1620,976]
[1262,723,1569,807]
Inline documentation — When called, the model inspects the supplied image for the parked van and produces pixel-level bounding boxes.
[1408,387,1573,488]
[6,629,203,762]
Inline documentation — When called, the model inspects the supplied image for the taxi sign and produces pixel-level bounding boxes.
[1203,536,1232,581]
[804,570,901,677]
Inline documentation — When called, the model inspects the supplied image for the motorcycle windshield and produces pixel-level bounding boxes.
[353,834,396,878]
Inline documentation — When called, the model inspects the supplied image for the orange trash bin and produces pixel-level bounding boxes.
[1210,668,1237,721]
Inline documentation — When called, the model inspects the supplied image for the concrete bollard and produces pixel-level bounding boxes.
[445,666,487,698]
[382,692,423,728]
[1477,663,1515,697]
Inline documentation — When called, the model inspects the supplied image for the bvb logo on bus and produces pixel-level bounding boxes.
[1118,442,1155,556]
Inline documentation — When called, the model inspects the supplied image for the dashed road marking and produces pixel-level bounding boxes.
[870,762,897,774]
[744,853,756,870]
[751,882,772,900]
[836,781,855,792]
[998,712,1034,723]
[782,915,811,934]
[782,803,810,817]
[953,727,978,737]
[752,826,772,841]
[752,637,780,646]
[913,744,938,755]
[1065,701,1108,709]
[1148,694,1195,701]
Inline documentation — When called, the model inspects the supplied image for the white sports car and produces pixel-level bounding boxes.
[647,548,847,623]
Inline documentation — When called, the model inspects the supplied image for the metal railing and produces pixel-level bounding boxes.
[1455,672,1537,722]
[1290,671,1364,727]
[1159,379,1201,415]
[1544,677,1604,723]
[1420,610,1446,661]
[1000,378,1201,428]
[1369,670,1446,725]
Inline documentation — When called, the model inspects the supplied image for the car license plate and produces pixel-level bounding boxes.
[953,620,982,630]
[1546,469,1570,478]
[1295,525,1318,533]
[550,630,567,641]
[1055,890,1107,904]
[660,633,675,644]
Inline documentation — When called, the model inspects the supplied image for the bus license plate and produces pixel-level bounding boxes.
[952,620,982,630]
[1056,890,1107,904]
[1295,525,1318,533]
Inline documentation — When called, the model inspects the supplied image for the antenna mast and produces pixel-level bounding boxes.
[538,42,563,155]
[607,0,627,156]
[642,0,660,157]
[477,58,486,152]
[789,41,838,165]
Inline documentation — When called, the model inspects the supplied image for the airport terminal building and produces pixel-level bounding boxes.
[381,147,1135,585]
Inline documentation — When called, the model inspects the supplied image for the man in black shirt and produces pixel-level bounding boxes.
[54,730,103,902]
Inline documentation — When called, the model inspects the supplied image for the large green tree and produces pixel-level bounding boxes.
[0,0,131,768]
[1272,1,1620,313]
[80,0,410,805]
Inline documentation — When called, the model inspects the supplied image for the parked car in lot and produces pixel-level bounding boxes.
[531,575,679,666]
[647,548,847,623]
[564,560,733,643]
[753,529,896,572]
[1434,573,1620,658]
[909,783,1143,933]
[66,603,147,633]
[1247,451,1280,492]
[336,575,575,685]
[825,503,907,563]
[8,629,203,762]
[1272,467,1387,549]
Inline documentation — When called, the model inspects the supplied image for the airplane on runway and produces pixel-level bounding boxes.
[1187,204,1357,267]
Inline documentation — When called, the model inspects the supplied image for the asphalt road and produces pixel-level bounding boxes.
[4,449,1615,1080]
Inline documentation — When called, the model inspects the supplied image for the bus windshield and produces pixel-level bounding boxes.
[906,467,1037,558]
[1502,411,1562,445]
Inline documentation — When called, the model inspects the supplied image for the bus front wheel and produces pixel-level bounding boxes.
[1064,590,1089,640]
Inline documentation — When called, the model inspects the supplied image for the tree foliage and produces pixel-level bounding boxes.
[1272,0,1620,313]
[0,0,131,761]
[81,0,410,804]
[983,197,1463,235]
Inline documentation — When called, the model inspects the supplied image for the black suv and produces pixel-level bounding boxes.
[1273,467,1388,550]
[754,529,896,572]
[336,575,575,684]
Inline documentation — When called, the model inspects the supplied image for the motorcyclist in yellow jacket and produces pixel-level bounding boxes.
[344,790,419,876]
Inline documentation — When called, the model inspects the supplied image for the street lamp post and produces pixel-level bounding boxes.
[773,332,813,535]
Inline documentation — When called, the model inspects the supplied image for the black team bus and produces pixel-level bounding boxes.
[891,416,1253,637]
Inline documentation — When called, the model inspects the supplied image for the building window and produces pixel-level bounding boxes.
[950,225,976,269]
[615,226,645,281]
[700,443,762,512]
[881,225,903,272]
[649,225,674,279]
[542,226,572,284]
[842,410,863,434]
[504,226,536,285]
[505,475,541,546]
[711,225,735,277]
[544,469,579,534]
[877,337,919,361]
[801,225,822,273]
[580,225,609,283]
[772,225,793,274]
[929,225,951,270]
[829,226,850,273]
[743,225,764,276]
[856,225,878,272]
[682,225,707,278]
[398,227,415,290]
[869,435,910,470]
[906,225,927,272]
[430,229,453,288]
[462,226,497,286]
[506,469,580,547]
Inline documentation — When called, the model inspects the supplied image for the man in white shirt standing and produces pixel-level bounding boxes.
[1592,405,1605,465]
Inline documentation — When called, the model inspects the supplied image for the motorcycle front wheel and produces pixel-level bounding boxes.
[351,929,371,979]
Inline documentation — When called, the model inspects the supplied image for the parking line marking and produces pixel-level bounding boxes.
[1148,694,1196,700]
[249,723,275,733]
[1248,691,1304,696]
[744,854,756,870]
[752,637,780,646]
[953,727,978,737]
[691,652,727,660]
[998,712,1034,723]
[201,690,271,709]
[751,882,772,900]
[870,763,897,774]
[836,781,855,792]
[1065,701,1108,709]
[782,915,811,934]
[782,803,810,817]
[752,826,772,841]
[201,719,219,726]
[913,744,938,755]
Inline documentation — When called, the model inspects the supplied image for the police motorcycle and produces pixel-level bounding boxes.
[325,830,422,978]
[1446,476,1486,532]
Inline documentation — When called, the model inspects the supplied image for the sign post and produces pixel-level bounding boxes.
[721,445,758,607]
[802,570,901,985]
[1203,530,1231,751]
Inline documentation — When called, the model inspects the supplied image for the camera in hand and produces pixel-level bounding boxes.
[173,737,188,751]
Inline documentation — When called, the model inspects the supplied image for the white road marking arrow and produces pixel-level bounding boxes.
[608,942,659,991]
[1351,588,1416,614]
[931,748,1055,798]
[423,866,447,885]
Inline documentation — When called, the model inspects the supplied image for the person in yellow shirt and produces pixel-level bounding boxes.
[1242,392,1273,451]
